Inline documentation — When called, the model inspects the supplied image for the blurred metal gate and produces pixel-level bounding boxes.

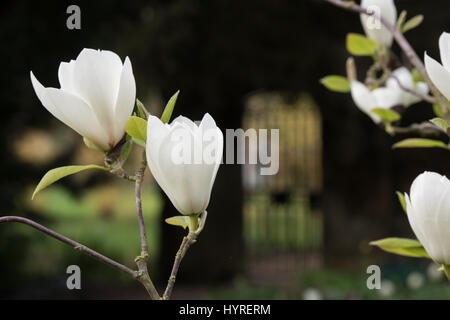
[242,92,323,285]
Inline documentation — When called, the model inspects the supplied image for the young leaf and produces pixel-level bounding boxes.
[132,138,146,148]
[32,165,108,199]
[430,117,449,133]
[411,69,424,84]
[320,75,351,93]
[371,108,401,123]
[433,104,444,118]
[346,33,377,56]
[370,237,430,258]
[83,137,105,154]
[392,138,448,149]
[443,265,450,281]
[136,99,148,119]
[120,138,133,164]
[402,15,424,33]
[126,116,147,142]
[396,10,407,31]
[396,191,407,214]
[165,216,191,229]
[161,90,180,124]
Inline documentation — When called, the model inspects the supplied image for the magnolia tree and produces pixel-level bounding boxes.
[0,48,223,299]
[322,0,450,278]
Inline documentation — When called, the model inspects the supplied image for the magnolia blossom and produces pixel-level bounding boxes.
[30,48,136,152]
[146,113,223,216]
[360,0,397,48]
[425,32,450,101]
[350,68,428,122]
[405,172,450,265]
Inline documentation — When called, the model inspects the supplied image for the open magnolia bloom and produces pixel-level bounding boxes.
[425,32,450,101]
[350,67,428,122]
[146,113,223,216]
[405,172,450,265]
[360,0,397,48]
[30,48,136,152]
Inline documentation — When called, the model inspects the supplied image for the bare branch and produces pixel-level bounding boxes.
[0,215,137,278]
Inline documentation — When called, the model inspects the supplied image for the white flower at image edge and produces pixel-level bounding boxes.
[360,0,397,48]
[425,32,450,101]
[146,113,223,216]
[30,48,136,152]
[405,171,450,265]
[350,67,428,122]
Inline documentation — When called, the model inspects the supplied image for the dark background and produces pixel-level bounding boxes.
[1,0,450,299]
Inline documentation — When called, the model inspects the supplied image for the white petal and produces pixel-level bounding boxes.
[425,52,450,101]
[31,72,110,151]
[350,81,379,122]
[113,56,136,145]
[439,32,450,71]
[58,60,76,93]
[408,172,450,264]
[72,48,123,142]
[360,0,397,47]
[171,115,197,130]
[146,114,223,215]
[372,87,401,109]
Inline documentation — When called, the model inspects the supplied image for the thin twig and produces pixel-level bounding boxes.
[324,0,449,112]
[0,216,137,278]
[391,75,436,104]
[133,150,160,300]
[163,231,197,300]
[391,122,443,137]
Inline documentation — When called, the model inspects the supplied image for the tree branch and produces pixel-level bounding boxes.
[0,215,137,278]
[163,231,197,300]
[133,150,160,300]
[324,0,449,112]
[391,122,443,137]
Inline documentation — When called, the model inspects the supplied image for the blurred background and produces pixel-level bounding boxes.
[1,0,450,299]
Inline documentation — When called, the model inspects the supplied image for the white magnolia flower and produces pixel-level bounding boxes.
[385,67,429,107]
[350,81,399,122]
[146,113,223,216]
[425,32,450,101]
[405,171,450,265]
[30,48,136,152]
[360,0,397,48]
[350,68,427,122]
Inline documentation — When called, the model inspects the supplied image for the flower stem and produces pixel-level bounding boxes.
[163,231,198,300]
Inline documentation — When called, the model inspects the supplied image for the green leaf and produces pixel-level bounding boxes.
[396,191,407,214]
[392,138,448,149]
[136,99,148,119]
[411,69,424,84]
[32,165,108,199]
[402,15,424,33]
[320,75,351,93]
[120,138,133,164]
[83,137,105,154]
[346,33,377,56]
[430,117,449,133]
[371,108,401,123]
[125,116,147,142]
[132,138,146,148]
[370,237,430,258]
[443,265,450,281]
[396,10,407,31]
[165,216,191,229]
[433,104,444,118]
[161,90,180,124]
